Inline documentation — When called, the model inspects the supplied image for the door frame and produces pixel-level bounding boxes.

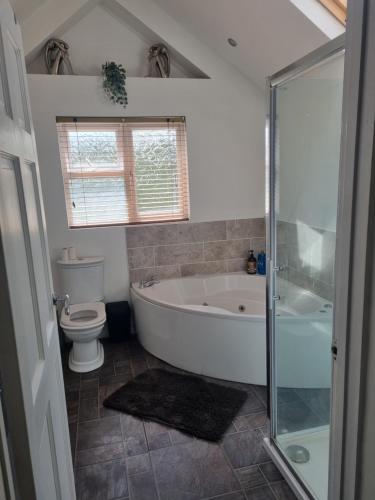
[264,35,345,499]
[329,0,375,498]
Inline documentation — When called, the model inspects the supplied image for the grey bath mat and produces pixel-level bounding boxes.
[103,368,247,441]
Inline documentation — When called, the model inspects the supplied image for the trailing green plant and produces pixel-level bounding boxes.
[102,61,128,108]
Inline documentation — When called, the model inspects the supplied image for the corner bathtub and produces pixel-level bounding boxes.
[131,273,332,387]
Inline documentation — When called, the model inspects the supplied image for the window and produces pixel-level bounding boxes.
[56,117,190,228]
[317,0,347,24]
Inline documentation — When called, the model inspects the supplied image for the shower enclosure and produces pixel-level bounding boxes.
[265,36,345,500]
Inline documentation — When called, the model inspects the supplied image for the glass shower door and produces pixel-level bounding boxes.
[268,44,344,500]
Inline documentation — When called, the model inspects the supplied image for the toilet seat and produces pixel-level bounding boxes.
[60,302,106,330]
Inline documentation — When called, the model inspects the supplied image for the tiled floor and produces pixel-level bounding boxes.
[63,338,299,500]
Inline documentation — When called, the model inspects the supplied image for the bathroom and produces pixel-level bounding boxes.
[3,0,375,499]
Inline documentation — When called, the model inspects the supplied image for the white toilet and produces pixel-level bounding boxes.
[57,256,106,373]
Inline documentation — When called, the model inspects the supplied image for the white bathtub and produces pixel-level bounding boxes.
[131,273,332,387]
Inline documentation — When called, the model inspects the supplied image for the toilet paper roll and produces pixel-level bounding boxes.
[61,248,69,261]
[68,246,77,260]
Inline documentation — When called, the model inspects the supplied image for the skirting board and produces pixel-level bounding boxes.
[263,438,311,500]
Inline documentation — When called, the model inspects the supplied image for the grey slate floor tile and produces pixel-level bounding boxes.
[150,440,240,500]
[244,484,276,500]
[75,458,128,500]
[222,430,269,469]
[63,339,299,500]
[77,416,122,450]
[75,442,125,467]
[128,469,159,500]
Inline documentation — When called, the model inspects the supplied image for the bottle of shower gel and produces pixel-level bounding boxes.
[247,250,257,275]
[257,251,266,275]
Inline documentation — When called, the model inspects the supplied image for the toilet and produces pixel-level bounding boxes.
[57,256,106,373]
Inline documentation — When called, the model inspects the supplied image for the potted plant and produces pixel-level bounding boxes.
[102,61,128,108]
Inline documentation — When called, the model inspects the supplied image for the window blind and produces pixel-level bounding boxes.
[56,117,190,228]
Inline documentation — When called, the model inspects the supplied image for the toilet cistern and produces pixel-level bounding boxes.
[53,293,70,315]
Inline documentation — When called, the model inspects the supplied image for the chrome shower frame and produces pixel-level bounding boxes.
[264,34,345,500]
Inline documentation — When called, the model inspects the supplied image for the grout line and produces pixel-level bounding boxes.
[257,464,279,499]
[201,490,244,500]
[127,235,264,250]
[130,258,248,272]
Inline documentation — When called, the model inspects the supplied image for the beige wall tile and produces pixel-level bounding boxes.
[226,259,247,273]
[226,218,265,240]
[180,261,227,277]
[128,247,154,270]
[313,279,334,302]
[155,243,204,266]
[204,239,250,261]
[250,237,266,255]
[176,221,226,243]
[126,224,177,248]
[129,265,180,283]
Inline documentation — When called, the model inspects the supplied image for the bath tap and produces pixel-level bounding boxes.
[53,293,70,315]
[139,276,160,289]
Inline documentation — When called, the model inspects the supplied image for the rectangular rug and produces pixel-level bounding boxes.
[103,368,247,441]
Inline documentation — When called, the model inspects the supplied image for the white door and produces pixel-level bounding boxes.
[0,0,76,499]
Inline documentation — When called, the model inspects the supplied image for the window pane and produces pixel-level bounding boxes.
[69,177,128,226]
[68,130,121,172]
[133,129,180,215]
[57,119,189,227]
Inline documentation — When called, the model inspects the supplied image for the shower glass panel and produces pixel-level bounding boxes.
[268,42,344,500]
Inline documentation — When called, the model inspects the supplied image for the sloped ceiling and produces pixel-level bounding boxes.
[152,0,331,87]
[11,0,339,87]
[11,0,46,23]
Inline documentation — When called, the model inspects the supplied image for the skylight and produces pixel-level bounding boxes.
[317,0,347,25]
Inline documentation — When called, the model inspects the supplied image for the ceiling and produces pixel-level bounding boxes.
[154,0,338,86]
[152,0,330,87]
[11,0,337,88]
[12,0,46,23]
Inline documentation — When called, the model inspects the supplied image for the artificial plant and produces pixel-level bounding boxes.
[102,61,128,108]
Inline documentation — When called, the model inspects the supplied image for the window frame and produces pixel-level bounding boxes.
[56,117,190,229]
[317,0,347,25]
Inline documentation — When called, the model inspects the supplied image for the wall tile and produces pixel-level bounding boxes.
[226,218,265,240]
[155,242,203,266]
[313,279,334,302]
[180,260,227,277]
[126,224,177,248]
[286,267,314,292]
[176,221,226,243]
[226,259,247,273]
[277,220,336,300]
[250,237,266,254]
[204,239,250,261]
[125,218,267,283]
[129,265,180,284]
[128,247,154,269]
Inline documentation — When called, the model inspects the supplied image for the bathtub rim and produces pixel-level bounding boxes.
[131,273,266,322]
[130,272,333,324]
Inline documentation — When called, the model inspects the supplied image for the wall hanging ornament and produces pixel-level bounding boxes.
[148,43,170,78]
[44,38,74,75]
[102,61,128,108]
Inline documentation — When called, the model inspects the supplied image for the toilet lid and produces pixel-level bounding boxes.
[60,302,106,330]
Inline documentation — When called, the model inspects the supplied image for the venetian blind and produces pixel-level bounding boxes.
[56,117,190,228]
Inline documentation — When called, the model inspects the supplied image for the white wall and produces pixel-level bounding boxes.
[27,4,195,78]
[29,74,265,301]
